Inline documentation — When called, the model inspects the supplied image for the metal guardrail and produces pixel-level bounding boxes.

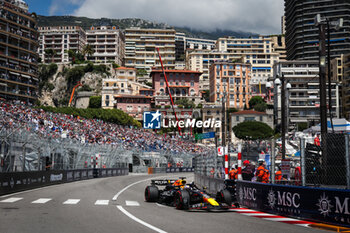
[0,168,128,195]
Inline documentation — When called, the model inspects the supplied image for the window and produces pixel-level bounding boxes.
[106,83,109,87]
[106,95,109,100]
[121,83,124,88]
[260,116,263,121]
[236,116,239,121]
[114,83,116,87]
[191,82,194,87]
[160,81,164,86]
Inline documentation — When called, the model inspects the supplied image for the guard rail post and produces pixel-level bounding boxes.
[301,137,306,186]
[346,134,350,189]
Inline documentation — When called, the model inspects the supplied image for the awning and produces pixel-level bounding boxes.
[21,74,31,79]
[9,71,19,76]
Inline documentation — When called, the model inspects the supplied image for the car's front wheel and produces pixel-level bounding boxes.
[217,189,232,206]
[175,190,190,210]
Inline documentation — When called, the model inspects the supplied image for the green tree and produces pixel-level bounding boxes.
[144,81,152,87]
[248,96,265,109]
[136,69,148,77]
[232,121,273,140]
[202,90,210,102]
[44,49,57,63]
[175,99,195,109]
[88,96,102,108]
[82,44,94,60]
[68,50,76,64]
[254,102,267,112]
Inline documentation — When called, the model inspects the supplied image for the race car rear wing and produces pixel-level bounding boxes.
[151,179,177,185]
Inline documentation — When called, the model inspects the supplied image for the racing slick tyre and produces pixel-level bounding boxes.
[217,189,232,206]
[145,186,159,202]
[175,190,190,210]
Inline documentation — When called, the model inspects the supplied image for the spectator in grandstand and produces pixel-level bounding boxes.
[0,99,205,155]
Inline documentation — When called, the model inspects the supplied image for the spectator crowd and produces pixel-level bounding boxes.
[0,99,205,154]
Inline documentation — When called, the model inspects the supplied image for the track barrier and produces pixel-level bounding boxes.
[0,168,128,195]
[194,173,350,227]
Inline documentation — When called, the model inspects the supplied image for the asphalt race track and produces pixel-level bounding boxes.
[0,173,326,233]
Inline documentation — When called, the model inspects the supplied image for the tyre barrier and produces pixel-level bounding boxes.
[0,168,129,196]
[194,172,350,228]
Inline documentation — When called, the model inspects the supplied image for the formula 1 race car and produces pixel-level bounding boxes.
[144,177,239,210]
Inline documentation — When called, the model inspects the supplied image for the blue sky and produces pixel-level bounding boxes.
[25,0,81,16]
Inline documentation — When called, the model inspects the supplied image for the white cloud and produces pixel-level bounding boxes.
[73,0,284,35]
[49,0,85,16]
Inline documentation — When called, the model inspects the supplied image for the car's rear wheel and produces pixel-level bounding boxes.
[145,186,159,202]
[175,190,190,210]
[217,189,232,206]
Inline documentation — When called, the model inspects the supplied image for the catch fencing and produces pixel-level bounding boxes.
[194,133,350,188]
[0,126,195,173]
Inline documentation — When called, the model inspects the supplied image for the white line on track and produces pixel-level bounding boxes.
[63,199,80,205]
[241,213,274,216]
[117,205,167,233]
[229,209,257,212]
[32,198,52,204]
[95,200,109,205]
[262,218,299,221]
[0,197,23,203]
[113,176,168,233]
[112,178,153,201]
[125,200,140,206]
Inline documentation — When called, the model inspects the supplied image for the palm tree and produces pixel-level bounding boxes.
[44,49,56,63]
[82,44,94,61]
[67,49,76,64]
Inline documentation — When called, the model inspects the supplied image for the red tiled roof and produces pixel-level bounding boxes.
[151,69,202,74]
[116,67,136,70]
[232,110,266,115]
[114,95,153,99]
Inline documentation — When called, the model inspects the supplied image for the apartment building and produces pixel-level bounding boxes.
[125,27,176,76]
[101,66,153,109]
[209,61,252,110]
[330,55,343,118]
[175,32,216,62]
[201,104,222,143]
[186,50,242,91]
[0,0,39,103]
[285,0,350,60]
[38,26,86,64]
[343,54,350,120]
[270,35,286,61]
[151,69,201,106]
[216,36,280,95]
[86,26,124,65]
[273,61,338,129]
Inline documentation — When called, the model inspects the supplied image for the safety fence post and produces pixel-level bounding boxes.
[345,134,350,189]
[300,137,306,186]
[271,139,275,184]
[237,144,242,180]
[224,146,229,179]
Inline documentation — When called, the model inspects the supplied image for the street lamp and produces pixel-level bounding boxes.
[275,74,291,160]
[314,14,343,135]
[266,81,272,103]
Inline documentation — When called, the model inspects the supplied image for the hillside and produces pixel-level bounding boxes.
[37,16,257,40]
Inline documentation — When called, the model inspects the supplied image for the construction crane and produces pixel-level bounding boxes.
[68,81,83,107]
